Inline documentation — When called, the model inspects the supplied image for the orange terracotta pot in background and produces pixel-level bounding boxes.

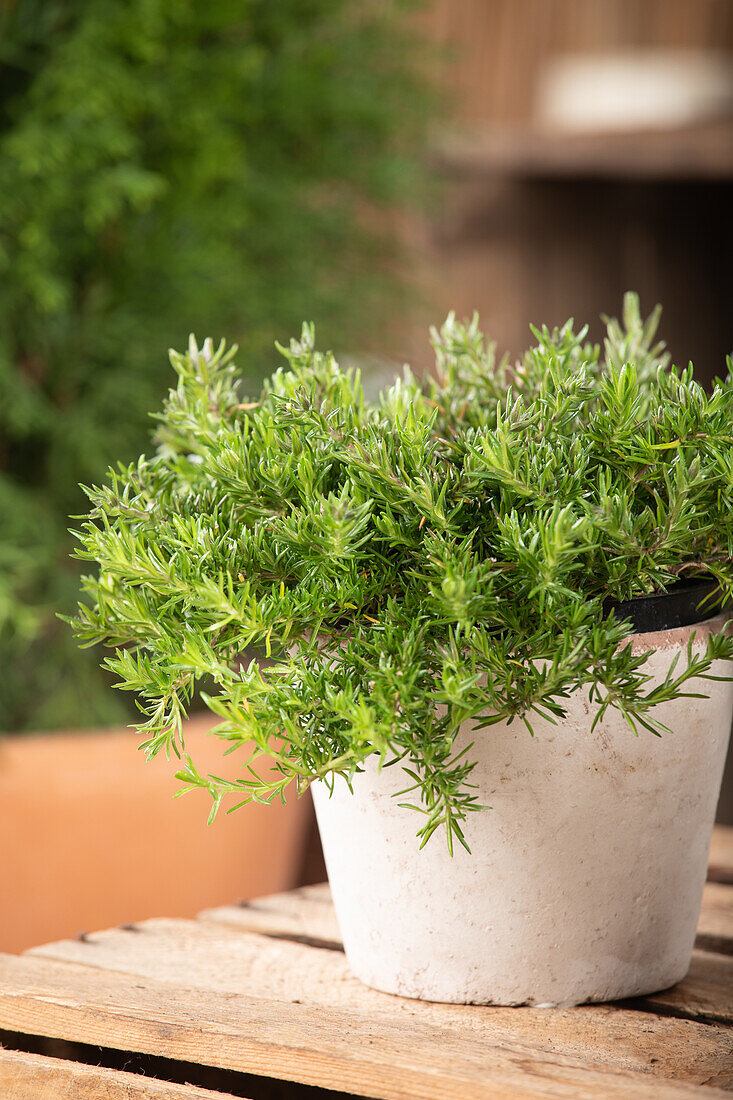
[0,715,311,952]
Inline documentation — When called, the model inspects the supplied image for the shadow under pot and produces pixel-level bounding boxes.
[312,586,733,1006]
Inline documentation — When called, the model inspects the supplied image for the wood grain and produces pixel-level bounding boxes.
[17,916,733,1091]
[636,950,733,1026]
[0,1046,243,1100]
[200,883,340,947]
[1,952,731,1100]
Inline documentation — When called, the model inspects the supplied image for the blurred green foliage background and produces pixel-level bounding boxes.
[0,0,433,731]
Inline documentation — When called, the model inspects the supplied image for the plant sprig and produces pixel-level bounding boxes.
[70,295,733,851]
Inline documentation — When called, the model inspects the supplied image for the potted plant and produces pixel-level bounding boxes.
[70,295,733,1006]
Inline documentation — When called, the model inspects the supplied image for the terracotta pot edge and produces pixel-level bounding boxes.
[630,611,732,654]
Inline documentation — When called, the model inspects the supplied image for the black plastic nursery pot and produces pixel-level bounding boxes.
[603,579,724,634]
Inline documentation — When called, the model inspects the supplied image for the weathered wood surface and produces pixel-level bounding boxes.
[12,911,733,1093]
[201,882,341,947]
[204,888,733,1031]
[0,825,731,1099]
[1,950,731,1100]
[0,1046,242,1100]
[636,950,733,1026]
[23,915,733,1047]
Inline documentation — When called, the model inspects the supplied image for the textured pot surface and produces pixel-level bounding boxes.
[312,615,733,1006]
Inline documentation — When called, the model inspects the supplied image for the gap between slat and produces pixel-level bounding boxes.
[707,867,733,887]
[617,1000,733,1030]
[0,1030,360,1100]
[695,933,733,958]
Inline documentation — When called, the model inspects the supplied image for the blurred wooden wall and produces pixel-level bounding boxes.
[393,0,733,383]
[419,0,733,126]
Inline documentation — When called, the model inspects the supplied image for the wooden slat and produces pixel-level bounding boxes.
[202,880,733,1028]
[14,918,733,1092]
[697,882,733,954]
[201,883,340,947]
[0,1046,242,1100]
[0,951,731,1100]
[709,825,733,884]
[636,950,733,1026]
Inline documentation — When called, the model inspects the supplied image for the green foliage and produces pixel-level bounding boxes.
[71,295,733,850]
[0,0,433,730]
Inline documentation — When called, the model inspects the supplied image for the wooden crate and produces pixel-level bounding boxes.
[1,827,732,1099]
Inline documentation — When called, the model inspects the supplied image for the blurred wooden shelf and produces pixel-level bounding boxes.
[0,825,732,1098]
[434,119,733,180]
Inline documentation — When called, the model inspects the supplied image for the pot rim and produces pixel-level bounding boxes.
[629,609,732,654]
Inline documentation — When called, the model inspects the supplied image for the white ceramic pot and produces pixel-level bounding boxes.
[312,615,733,1006]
